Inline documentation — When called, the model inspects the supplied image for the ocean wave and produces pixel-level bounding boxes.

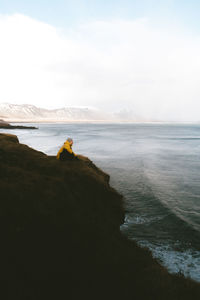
[122,214,165,226]
[138,240,200,282]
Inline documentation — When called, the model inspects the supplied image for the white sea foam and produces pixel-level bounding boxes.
[123,214,164,226]
[138,240,200,282]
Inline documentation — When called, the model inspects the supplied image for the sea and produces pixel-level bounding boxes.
[1,123,200,282]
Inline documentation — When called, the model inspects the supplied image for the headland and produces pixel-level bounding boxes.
[0,133,200,300]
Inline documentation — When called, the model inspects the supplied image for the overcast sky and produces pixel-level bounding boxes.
[1,0,200,121]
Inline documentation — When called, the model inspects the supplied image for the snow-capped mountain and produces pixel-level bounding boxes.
[0,103,112,122]
[0,103,150,122]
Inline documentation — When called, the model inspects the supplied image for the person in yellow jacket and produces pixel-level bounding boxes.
[57,138,78,161]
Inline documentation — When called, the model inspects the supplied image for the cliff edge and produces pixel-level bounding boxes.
[0,133,200,300]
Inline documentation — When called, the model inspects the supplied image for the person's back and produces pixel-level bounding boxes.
[57,138,78,161]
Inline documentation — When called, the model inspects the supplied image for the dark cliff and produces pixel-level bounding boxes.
[0,133,200,300]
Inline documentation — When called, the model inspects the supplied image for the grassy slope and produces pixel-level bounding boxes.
[0,133,200,300]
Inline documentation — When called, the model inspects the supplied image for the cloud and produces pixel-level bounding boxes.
[0,14,200,121]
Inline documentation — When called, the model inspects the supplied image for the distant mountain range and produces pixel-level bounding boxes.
[0,103,112,122]
[0,103,154,122]
[0,103,146,122]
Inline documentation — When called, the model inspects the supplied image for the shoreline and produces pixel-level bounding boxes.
[3,118,200,125]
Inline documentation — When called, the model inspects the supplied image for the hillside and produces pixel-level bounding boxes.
[0,133,200,300]
[0,103,146,122]
[0,103,112,122]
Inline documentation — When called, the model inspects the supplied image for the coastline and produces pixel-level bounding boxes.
[0,133,200,300]
[3,118,200,125]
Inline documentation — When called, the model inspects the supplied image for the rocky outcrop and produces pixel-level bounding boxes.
[0,119,37,129]
[0,133,200,300]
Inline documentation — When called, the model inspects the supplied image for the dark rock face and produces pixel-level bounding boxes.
[0,133,200,300]
[0,119,37,129]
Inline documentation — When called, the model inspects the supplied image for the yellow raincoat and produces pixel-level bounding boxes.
[57,140,77,160]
